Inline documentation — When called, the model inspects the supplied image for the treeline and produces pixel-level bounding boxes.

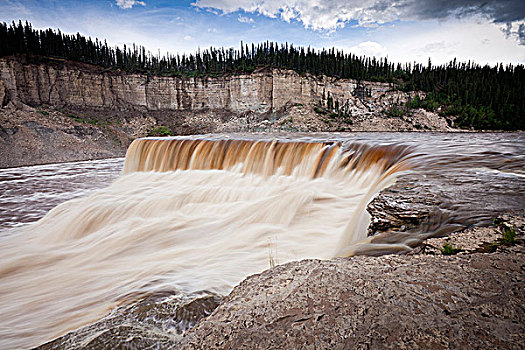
[0,20,523,130]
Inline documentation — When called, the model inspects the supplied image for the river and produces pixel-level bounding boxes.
[0,132,523,349]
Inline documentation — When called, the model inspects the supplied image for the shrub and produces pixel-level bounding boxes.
[441,242,462,255]
[148,125,173,136]
[314,106,327,114]
[499,226,516,246]
[384,106,406,118]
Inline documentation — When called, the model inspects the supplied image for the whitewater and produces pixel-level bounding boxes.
[0,137,414,349]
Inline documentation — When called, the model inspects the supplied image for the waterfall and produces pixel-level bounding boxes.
[0,136,413,349]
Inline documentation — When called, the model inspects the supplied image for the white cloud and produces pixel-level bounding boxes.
[501,21,525,45]
[115,0,146,10]
[238,14,254,23]
[184,35,192,41]
[348,41,387,58]
[194,0,379,30]
[192,0,525,35]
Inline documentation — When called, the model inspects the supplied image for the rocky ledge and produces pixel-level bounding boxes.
[37,213,524,349]
[180,214,524,350]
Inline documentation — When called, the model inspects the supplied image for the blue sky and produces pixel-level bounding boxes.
[1,0,524,65]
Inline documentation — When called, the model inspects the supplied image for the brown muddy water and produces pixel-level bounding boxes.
[0,132,523,349]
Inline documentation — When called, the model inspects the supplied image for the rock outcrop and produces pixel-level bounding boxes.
[0,55,400,113]
[179,213,524,350]
[0,104,136,167]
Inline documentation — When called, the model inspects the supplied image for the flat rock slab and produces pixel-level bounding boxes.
[180,251,524,349]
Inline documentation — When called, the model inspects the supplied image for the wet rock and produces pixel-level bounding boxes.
[420,213,524,255]
[35,292,221,350]
[2,126,18,135]
[367,174,440,235]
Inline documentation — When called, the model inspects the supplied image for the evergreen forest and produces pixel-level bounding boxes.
[0,21,523,130]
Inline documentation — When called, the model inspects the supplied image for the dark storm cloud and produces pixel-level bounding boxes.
[374,0,525,43]
[393,0,525,22]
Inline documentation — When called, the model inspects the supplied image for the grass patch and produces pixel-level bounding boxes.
[314,106,327,115]
[384,105,406,118]
[476,222,518,253]
[67,112,98,125]
[499,226,516,246]
[71,116,99,125]
[148,125,173,137]
[441,242,463,255]
[477,242,498,253]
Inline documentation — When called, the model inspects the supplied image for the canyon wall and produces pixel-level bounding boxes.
[0,56,393,113]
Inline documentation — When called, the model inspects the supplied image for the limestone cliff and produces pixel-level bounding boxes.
[0,55,394,113]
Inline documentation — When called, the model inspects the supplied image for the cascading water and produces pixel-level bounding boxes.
[0,136,414,349]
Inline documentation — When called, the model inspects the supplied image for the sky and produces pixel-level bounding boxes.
[1,0,524,66]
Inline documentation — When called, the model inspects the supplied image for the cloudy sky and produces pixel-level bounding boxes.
[1,0,524,65]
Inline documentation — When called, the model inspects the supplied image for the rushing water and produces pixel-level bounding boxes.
[0,132,523,349]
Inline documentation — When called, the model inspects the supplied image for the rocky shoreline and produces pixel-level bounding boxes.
[36,211,524,349]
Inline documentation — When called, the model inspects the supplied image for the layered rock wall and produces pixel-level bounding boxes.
[0,57,392,113]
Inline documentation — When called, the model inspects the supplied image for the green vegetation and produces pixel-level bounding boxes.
[478,242,499,253]
[314,106,327,115]
[1,20,523,130]
[441,242,463,255]
[66,113,99,125]
[405,93,510,130]
[477,220,518,253]
[499,226,516,246]
[478,226,517,253]
[315,92,353,124]
[384,105,406,118]
[406,95,439,111]
[148,125,173,136]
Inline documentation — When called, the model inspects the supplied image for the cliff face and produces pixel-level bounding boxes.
[0,56,392,113]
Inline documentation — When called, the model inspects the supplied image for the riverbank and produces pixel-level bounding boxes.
[36,212,524,349]
[0,101,459,168]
